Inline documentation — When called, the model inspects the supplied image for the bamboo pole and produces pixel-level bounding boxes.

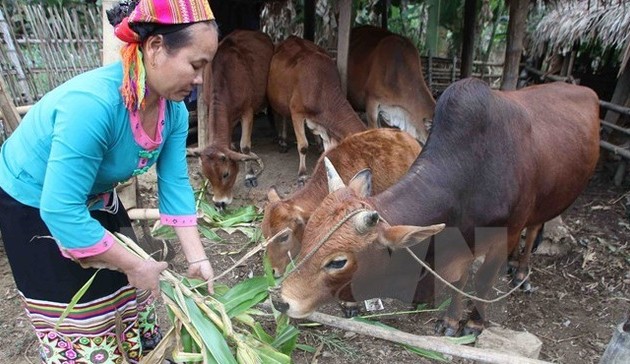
[0,7,32,104]
[302,310,550,364]
[127,208,160,220]
[0,73,20,134]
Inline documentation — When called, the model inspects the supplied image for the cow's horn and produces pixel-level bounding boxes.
[324,157,345,192]
[354,210,380,234]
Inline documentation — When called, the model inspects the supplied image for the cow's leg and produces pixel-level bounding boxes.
[435,268,470,337]
[278,113,289,153]
[292,114,309,187]
[512,224,543,292]
[366,99,379,129]
[239,110,257,188]
[464,232,517,336]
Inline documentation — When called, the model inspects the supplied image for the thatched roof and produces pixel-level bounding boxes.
[529,0,630,59]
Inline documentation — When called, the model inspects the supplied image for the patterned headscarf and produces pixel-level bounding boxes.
[113,0,215,112]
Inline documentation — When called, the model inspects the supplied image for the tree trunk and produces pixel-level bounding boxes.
[426,0,441,57]
[501,0,529,90]
[304,0,316,42]
[336,0,352,96]
[459,0,477,78]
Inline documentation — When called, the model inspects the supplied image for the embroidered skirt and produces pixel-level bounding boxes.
[0,187,161,363]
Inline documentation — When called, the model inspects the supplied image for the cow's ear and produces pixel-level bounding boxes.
[267,187,281,202]
[324,157,345,192]
[348,168,372,197]
[377,224,445,249]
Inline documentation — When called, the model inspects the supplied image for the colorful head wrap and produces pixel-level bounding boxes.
[113,0,215,111]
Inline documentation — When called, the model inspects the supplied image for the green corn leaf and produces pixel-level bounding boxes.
[151,224,177,239]
[296,344,317,353]
[262,255,276,287]
[198,224,223,242]
[247,339,291,364]
[183,296,237,364]
[55,269,101,330]
[252,322,275,344]
[446,334,476,345]
[199,199,222,221]
[271,324,299,355]
[217,277,269,316]
[404,346,448,362]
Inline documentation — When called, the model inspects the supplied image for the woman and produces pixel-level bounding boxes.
[0,0,218,362]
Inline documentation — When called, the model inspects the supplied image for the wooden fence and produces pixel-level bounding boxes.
[0,3,101,107]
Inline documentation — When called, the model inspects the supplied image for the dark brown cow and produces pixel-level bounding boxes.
[347,25,435,143]
[267,36,367,185]
[198,30,274,208]
[273,79,600,337]
[262,128,421,277]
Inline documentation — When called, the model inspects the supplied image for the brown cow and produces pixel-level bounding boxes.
[272,79,600,337]
[198,30,274,208]
[267,36,367,185]
[262,128,421,278]
[347,25,436,143]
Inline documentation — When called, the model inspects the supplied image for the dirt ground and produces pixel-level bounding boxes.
[0,117,629,363]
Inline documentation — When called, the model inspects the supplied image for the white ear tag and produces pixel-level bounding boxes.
[364,298,384,312]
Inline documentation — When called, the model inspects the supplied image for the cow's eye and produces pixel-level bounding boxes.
[325,258,347,270]
[222,172,230,179]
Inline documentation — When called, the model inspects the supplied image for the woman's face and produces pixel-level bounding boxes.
[144,22,218,102]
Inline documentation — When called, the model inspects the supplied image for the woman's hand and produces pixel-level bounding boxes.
[126,260,169,297]
[187,259,215,294]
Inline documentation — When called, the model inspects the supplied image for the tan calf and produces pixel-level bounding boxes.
[198,30,274,208]
[262,128,421,277]
[348,25,436,143]
[267,36,367,185]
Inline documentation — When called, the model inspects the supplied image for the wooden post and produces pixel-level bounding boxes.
[304,0,316,42]
[427,51,434,91]
[459,0,477,78]
[379,0,389,30]
[501,0,528,90]
[306,310,550,364]
[197,83,208,150]
[605,62,630,185]
[0,8,32,104]
[336,0,352,96]
[0,73,21,135]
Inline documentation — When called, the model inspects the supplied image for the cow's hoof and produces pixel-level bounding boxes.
[511,276,533,293]
[279,141,288,153]
[435,319,460,337]
[462,322,484,337]
[339,301,360,318]
[245,176,258,188]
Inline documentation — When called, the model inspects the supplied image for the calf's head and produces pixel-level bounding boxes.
[262,187,307,277]
[273,158,444,318]
[198,145,257,209]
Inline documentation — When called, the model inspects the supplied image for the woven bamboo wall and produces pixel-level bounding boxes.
[0,4,101,107]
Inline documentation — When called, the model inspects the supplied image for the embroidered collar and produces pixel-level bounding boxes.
[129,97,166,151]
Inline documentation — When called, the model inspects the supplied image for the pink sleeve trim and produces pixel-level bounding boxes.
[160,214,198,227]
[60,231,115,259]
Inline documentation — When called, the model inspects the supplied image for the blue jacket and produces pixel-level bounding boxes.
[0,62,196,254]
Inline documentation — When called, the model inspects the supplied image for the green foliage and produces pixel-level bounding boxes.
[152,189,263,251]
